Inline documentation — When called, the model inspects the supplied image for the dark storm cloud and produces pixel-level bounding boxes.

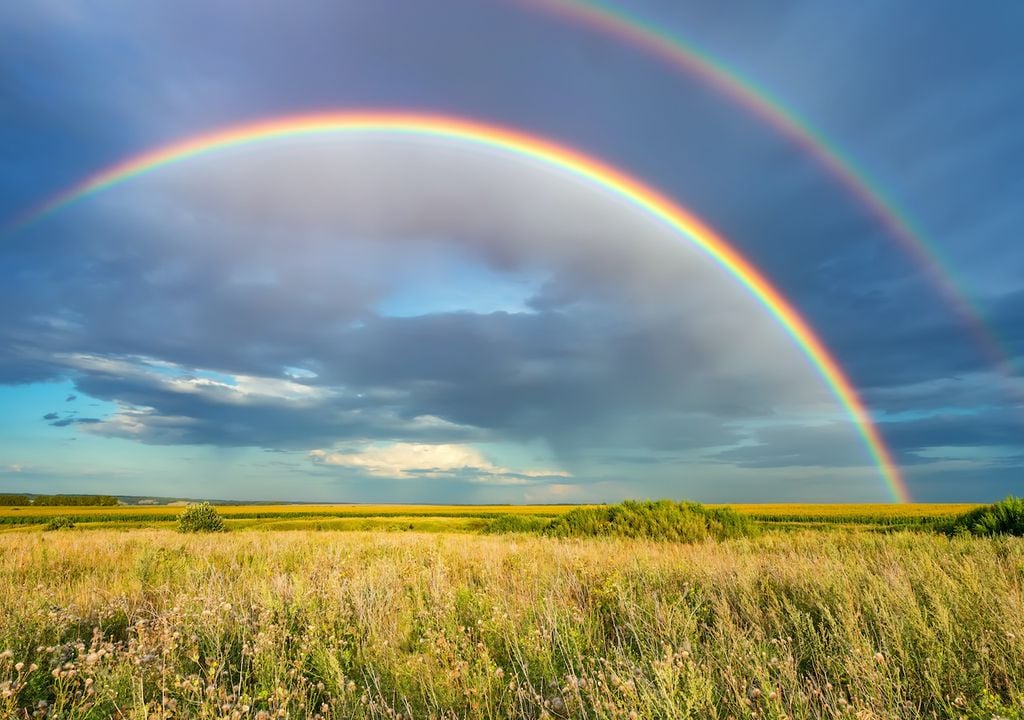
[1,140,839,461]
[3,0,1020,397]
[713,410,1024,471]
[713,424,874,470]
[1,124,1021,498]
[880,412,1024,457]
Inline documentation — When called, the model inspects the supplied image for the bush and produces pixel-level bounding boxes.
[483,514,553,534]
[176,502,226,533]
[946,496,1024,537]
[545,499,756,542]
[44,516,75,531]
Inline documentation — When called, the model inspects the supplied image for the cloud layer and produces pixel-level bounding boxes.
[0,138,883,495]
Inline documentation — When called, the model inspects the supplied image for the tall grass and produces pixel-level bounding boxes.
[946,496,1024,537]
[0,530,1021,718]
[545,500,756,542]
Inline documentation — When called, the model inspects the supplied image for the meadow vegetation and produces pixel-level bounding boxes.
[42,516,75,532]
[176,503,226,534]
[946,496,1024,537]
[0,528,1021,719]
[0,501,980,531]
[544,500,756,542]
[1,498,1022,717]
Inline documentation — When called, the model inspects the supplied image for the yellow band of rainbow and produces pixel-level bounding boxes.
[7,112,909,502]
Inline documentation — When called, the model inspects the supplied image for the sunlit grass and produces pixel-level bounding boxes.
[0,502,980,530]
[0,529,1020,719]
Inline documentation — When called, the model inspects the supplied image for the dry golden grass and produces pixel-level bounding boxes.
[0,528,1021,718]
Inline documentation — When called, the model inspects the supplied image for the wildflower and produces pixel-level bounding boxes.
[874,652,885,664]
[14,662,24,672]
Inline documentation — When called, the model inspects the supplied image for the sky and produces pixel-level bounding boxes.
[1,0,1022,503]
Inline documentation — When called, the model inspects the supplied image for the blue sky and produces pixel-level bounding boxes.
[1,1,1022,503]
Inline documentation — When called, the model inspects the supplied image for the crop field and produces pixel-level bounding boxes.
[0,502,979,531]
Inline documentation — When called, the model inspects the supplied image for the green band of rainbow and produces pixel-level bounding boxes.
[5,112,910,502]
[527,0,1015,375]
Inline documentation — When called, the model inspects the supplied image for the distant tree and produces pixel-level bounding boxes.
[31,495,118,507]
[0,494,30,506]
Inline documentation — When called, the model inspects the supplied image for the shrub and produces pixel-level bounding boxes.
[176,502,226,533]
[545,499,756,542]
[946,496,1024,537]
[483,514,553,534]
[44,516,75,531]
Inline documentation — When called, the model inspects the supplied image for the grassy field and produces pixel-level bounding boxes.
[0,527,1021,719]
[0,502,980,530]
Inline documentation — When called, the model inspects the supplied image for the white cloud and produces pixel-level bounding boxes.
[308,442,570,483]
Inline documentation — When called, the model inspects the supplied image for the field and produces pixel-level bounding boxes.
[0,504,1021,719]
[0,502,979,531]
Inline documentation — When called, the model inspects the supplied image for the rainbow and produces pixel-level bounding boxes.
[526,0,1014,374]
[3,112,910,501]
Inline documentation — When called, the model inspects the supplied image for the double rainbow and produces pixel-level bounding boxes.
[528,0,1014,374]
[5,112,910,502]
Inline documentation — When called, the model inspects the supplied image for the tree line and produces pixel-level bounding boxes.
[0,494,118,506]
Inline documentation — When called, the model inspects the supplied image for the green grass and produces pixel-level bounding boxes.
[544,500,757,541]
[945,496,1024,537]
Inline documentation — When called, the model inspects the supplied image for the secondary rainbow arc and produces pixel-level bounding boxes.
[3,112,910,502]
[527,0,1015,375]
